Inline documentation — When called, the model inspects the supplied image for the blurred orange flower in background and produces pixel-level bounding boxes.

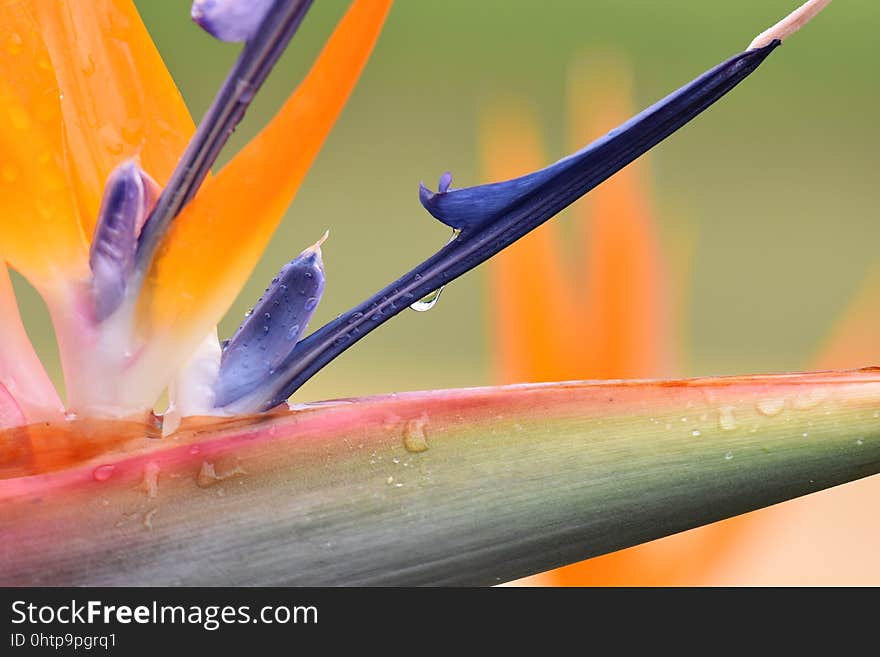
[483,50,880,586]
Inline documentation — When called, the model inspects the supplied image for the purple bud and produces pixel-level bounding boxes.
[214,233,327,409]
[191,0,274,43]
[90,161,157,321]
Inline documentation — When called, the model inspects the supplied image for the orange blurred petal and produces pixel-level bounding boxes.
[813,265,880,370]
[549,52,701,586]
[567,52,673,379]
[33,0,194,238]
[0,266,62,421]
[128,0,392,405]
[0,5,86,284]
[697,265,880,585]
[479,101,579,383]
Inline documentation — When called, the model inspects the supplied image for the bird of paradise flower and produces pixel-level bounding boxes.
[2,0,875,586]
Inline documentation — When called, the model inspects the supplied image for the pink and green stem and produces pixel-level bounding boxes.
[2,369,878,585]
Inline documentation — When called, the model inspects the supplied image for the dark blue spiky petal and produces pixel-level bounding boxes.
[253,41,781,408]
[419,42,780,234]
[213,237,326,410]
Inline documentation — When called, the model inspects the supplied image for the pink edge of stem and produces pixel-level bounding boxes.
[2,367,880,502]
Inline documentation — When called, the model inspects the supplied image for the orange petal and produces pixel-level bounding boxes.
[127,0,392,407]
[0,266,62,421]
[567,52,673,379]
[813,265,880,370]
[33,0,194,238]
[0,6,86,284]
[480,101,580,383]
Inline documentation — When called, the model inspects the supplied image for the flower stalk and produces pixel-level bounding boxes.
[2,369,878,585]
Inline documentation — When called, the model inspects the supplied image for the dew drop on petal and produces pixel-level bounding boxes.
[1,164,18,184]
[403,415,430,453]
[6,32,22,55]
[718,406,737,431]
[792,389,828,410]
[756,398,785,416]
[93,464,115,482]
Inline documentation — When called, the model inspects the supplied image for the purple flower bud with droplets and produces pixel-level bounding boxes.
[89,160,159,321]
[191,0,275,43]
[214,232,327,410]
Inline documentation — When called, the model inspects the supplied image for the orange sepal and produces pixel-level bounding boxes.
[33,0,194,237]
[0,5,86,284]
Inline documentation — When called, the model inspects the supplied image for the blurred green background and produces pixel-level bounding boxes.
[14,0,879,403]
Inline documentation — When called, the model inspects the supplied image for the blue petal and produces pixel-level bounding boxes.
[191,0,274,43]
[90,161,155,321]
[420,166,561,231]
[420,41,780,234]
[214,236,327,409]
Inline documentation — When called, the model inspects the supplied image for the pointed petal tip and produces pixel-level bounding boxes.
[438,171,453,193]
[419,180,436,205]
[302,229,330,262]
[749,0,832,50]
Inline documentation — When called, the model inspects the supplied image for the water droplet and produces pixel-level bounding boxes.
[410,287,444,312]
[189,445,201,455]
[1,164,18,184]
[81,54,96,77]
[141,461,160,498]
[121,117,143,143]
[802,432,809,438]
[142,508,158,530]
[409,230,460,312]
[286,324,301,341]
[93,464,115,482]
[6,32,23,55]
[856,438,865,446]
[98,124,124,155]
[386,476,394,485]
[691,429,702,438]
[724,451,734,461]
[263,312,271,320]
[197,462,219,487]
[718,406,737,431]
[403,415,430,453]
[756,398,785,416]
[196,460,245,488]
[8,105,31,132]
[305,296,318,311]
[792,389,828,410]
